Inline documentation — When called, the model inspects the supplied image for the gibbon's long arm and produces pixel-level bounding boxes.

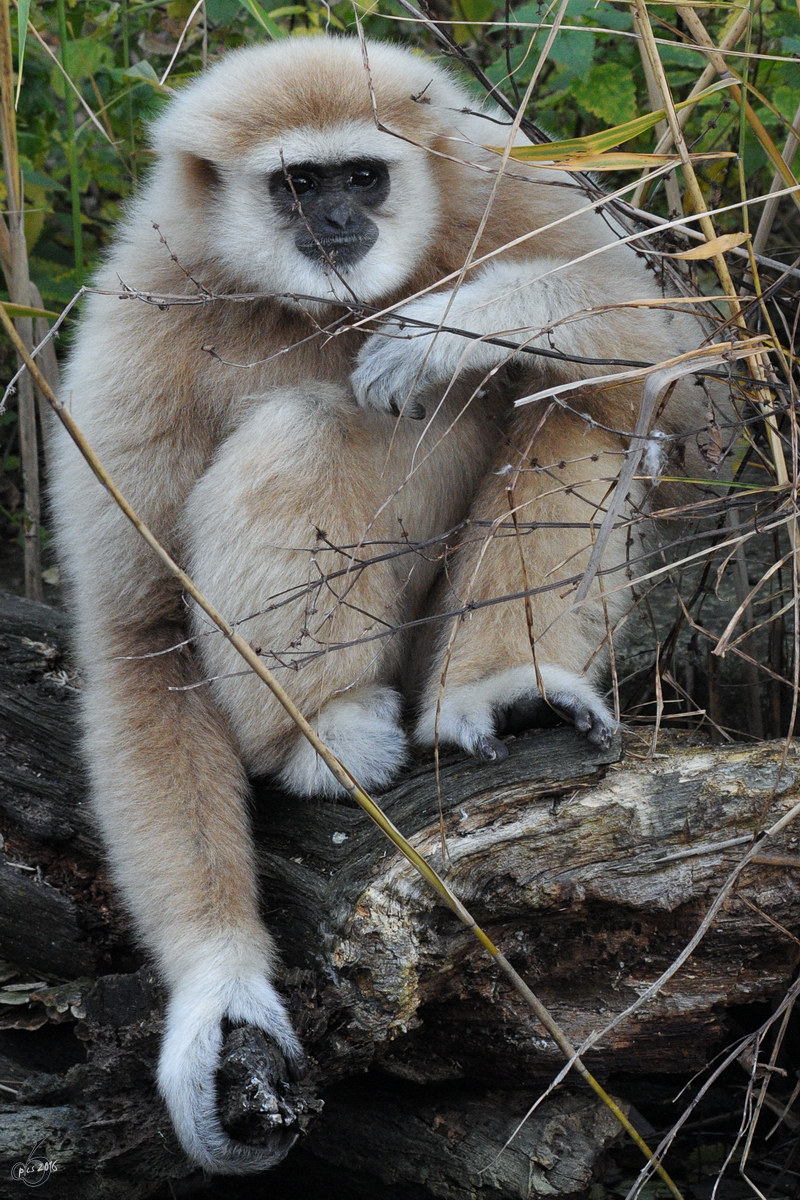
[106,636,304,1174]
[50,367,304,1174]
[352,252,659,414]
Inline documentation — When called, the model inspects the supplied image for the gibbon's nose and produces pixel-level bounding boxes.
[325,204,354,231]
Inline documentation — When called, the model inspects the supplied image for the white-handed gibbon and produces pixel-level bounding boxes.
[51,36,715,1174]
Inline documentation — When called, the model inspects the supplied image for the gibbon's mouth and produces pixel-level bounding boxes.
[295,230,378,268]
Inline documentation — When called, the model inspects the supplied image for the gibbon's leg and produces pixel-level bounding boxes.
[415,406,640,760]
[353,252,710,755]
[183,385,485,797]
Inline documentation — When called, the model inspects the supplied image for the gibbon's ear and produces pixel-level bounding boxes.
[183,153,223,195]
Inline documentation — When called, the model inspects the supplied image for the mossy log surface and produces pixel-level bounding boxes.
[0,591,798,1199]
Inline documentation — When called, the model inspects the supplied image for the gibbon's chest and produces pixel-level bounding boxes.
[132,296,364,429]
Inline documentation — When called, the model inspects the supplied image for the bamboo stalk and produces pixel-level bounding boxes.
[632,7,684,218]
[0,299,686,1200]
[0,0,41,601]
[651,1,760,152]
[633,0,736,289]
[28,279,59,473]
[752,98,800,257]
[632,0,760,207]
[55,0,82,274]
[631,0,787,491]
[676,4,800,215]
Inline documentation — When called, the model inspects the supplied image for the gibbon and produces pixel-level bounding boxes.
[51,36,714,1174]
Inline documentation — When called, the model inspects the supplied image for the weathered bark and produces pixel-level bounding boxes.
[0,591,798,1199]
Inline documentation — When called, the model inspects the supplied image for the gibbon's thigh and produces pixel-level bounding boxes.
[183,384,487,791]
[415,402,639,752]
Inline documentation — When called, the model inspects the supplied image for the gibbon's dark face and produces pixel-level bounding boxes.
[190,118,440,303]
[269,158,391,267]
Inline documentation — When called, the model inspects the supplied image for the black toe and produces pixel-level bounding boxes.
[473,734,509,764]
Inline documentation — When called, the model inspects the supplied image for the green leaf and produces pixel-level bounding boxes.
[582,1,632,32]
[536,151,679,170]
[548,29,596,84]
[121,61,173,94]
[449,0,496,44]
[206,0,243,18]
[774,85,800,122]
[506,79,738,162]
[238,0,287,38]
[572,62,637,126]
[0,300,60,320]
[22,164,66,193]
[50,36,114,98]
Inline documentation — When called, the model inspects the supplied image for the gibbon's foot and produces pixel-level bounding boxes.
[416,664,616,764]
[277,685,408,797]
[158,969,306,1175]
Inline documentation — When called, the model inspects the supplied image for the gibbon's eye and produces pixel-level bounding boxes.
[285,173,315,196]
[348,167,379,189]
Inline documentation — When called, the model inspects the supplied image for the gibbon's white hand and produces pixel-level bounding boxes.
[352,282,518,419]
[158,969,305,1174]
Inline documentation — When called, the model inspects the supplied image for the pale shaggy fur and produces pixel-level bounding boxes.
[51,36,714,1174]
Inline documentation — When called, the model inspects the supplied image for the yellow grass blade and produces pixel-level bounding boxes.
[499,78,737,162]
[533,151,735,171]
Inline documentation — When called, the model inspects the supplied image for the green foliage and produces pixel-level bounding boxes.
[571,62,638,126]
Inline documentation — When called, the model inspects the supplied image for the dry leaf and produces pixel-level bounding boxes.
[671,232,751,260]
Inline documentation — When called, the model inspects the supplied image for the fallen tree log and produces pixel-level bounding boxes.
[0,590,798,1199]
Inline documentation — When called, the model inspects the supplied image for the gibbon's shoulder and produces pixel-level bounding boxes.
[151,37,476,161]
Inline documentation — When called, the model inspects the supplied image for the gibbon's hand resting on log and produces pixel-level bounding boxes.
[51,37,716,1174]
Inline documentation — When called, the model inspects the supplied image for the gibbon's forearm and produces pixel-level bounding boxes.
[352,252,700,415]
[79,628,271,988]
